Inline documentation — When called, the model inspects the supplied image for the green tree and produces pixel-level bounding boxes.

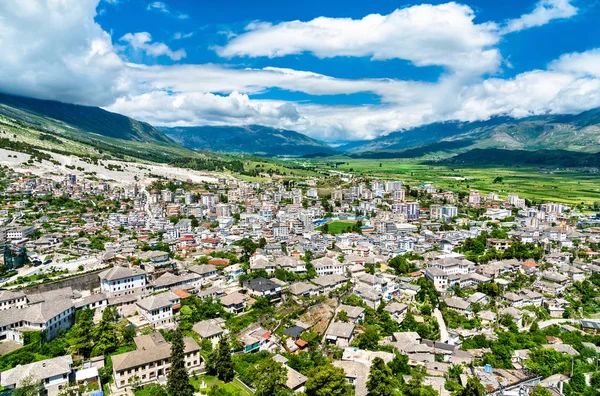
[366,357,400,396]
[569,372,586,394]
[69,308,94,357]
[248,359,290,396]
[92,306,118,356]
[388,353,411,376]
[448,364,463,380]
[167,329,193,396]
[354,326,381,350]
[216,336,235,382]
[305,364,352,396]
[530,385,552,396]
[460,377,485,396]
[14,376,43,396]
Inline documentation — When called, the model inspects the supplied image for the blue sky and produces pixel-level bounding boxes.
[0,0,599,142]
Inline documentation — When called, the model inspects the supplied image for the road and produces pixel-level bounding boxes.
[537,318,580,329]
[433,308,449,343]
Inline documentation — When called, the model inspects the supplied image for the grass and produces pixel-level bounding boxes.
[317,220,358,235]
[190,375,252,395]
[133,375,253,396]
[299,157,600,205]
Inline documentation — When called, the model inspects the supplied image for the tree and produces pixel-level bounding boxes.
[448,364,463,380]
[69,308,94,357]
[530,385,552,396]
[569,372,586,394]
[216,336,235,382]
[388,353,411,376]
[305,365,352,396]
[14,376,43,396]
[354,326,381,350]
[248,359,290,396]
[366,357,400,396]
[146,384,168,396]
[167,329,194,396]
[460,377,485,396]
[92,306,118,356]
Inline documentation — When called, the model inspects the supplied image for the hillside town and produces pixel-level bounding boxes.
[1,165,600,396]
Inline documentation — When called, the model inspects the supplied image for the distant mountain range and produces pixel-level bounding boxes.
[0,93,173,145]
[159,125,336,156]
[3,91,600,167]
[347,110,600,157]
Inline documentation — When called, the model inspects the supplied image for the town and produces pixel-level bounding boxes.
[0,164,600,396]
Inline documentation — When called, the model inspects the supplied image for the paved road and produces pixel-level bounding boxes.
[537,319,580,329]
[433,308,449,343]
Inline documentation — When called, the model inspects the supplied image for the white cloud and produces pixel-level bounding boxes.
[147,1,168,13]
[107,91,303,128]
[502,0,577,34]
[173,31,194,40]
[217,3,502,75]
[0,0,126,106]
[0,0,595,142]
[549,48,600,77]
[120,32,186,61]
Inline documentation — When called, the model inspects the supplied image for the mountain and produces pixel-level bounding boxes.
[0,92,173,145]
[435,148,600,168]
[348,110,600,156]
[160,125,336,156]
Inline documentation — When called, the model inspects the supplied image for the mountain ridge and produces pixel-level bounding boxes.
[160,124,336,156]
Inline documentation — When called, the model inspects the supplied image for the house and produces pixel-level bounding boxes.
[112,333,201,389]
[152,272,201,292]
[0,299,75,344]
[383,302,408,321]
[273,354,308,393]
[0,356,73,396]
[289,282,318,299]
[238,324,272,353]
[193,318,226,344]
[325,321,355,347]
[312,257,346,277]
[98,266,147,297]
[188,264,218,284]
[244,278,282,300]
[0,290,27,310]
[425,268,448,291]
[443,297,472,318]
[478,310,497,326]
[219,291,250,314]
[223,264,245,282]
[136,291,180,328]
[337,304,365,323]
[312,274,348,294]
[276,256,306,274]
[354,284,382,309]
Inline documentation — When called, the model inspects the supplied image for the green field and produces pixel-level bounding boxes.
[297,157,600,205]
[316,220,358,234]
[134,375,252,395]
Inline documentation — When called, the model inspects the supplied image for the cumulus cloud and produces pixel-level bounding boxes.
[120,32,186,60]
[147,1,168,13]
[107,91,303,128]
[217,3,501,75]
[502,0,577,34]
[0,0,126,106]
[0,0,595,142]
[549,49,600,77]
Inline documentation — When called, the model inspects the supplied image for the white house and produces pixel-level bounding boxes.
[136,291,180,328]
[0,355,73,396]
[98,266,147,297]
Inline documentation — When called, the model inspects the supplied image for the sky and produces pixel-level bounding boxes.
[0,0,599,143]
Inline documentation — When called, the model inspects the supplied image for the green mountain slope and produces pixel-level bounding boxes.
[349,111,600,155]
[0,92,173,144]
[160,125,336,156]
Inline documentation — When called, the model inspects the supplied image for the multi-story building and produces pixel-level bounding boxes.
[0,356,73,396]
[136,291,180,328]
[98,266,147,297]
[112,333,201,389]
[0,299,75,344]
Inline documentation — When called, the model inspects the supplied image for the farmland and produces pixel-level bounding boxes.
[295,157,600,205]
